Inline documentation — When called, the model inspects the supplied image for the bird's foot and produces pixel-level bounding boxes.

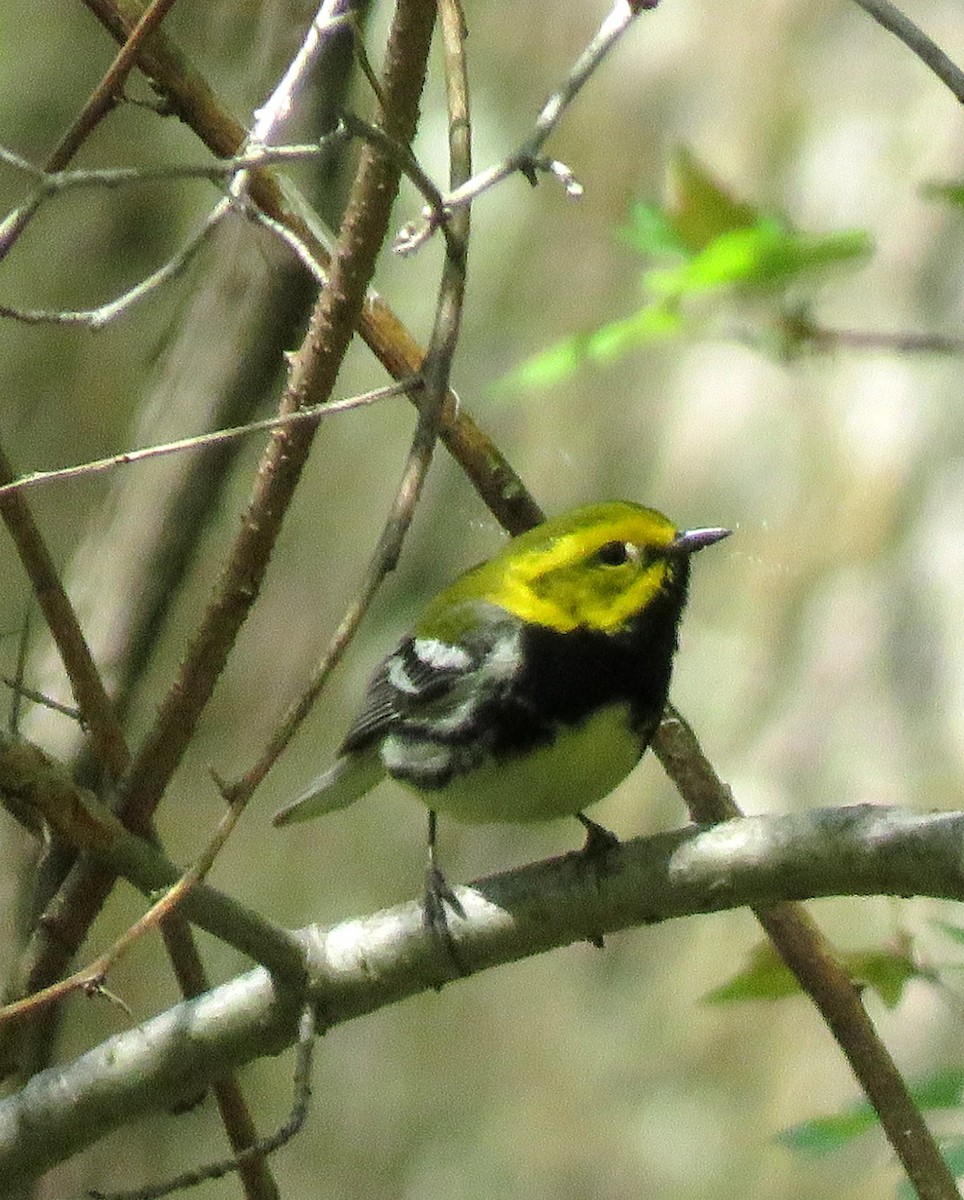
[423,863,470,979]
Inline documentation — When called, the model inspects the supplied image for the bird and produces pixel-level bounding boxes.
[274,501,730,938]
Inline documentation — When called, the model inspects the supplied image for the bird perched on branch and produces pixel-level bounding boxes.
[275,501,730,939]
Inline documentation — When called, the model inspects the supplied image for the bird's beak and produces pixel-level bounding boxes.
[669,526,732,555]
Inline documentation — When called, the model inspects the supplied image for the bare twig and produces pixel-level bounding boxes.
[0,133,349,195]
[1,677,83,725]
[0,738,305,1025]
[797,323,964,356]
[230,0,354,208]
[87,1004,315,1200]
[341,112,444,212]
[0,0,183,263]
[0,199,231,328]
[0,445,127,779]
[8,611,32,736]
[0,379,414,501]
[852,0,964,104]
[402,0,648,248]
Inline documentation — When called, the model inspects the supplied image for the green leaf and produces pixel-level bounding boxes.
[703,943,802,1003]
[644,222,872,300]
[501,150,874,391]
[777,1108,880,1156]
[705,941,918,1008]
[907,1068,964,1111]
[501,304,682,391]
[665,146,760,252]
[621,202,690,259]
[779,1070,964,1159]
[921,181,964,209]
[846,948,917,1009]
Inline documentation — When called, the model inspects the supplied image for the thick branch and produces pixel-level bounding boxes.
[1,803,962,1187]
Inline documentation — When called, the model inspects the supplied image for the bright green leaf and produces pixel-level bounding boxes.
[621,202,690,259]
[584,304,683,359]
[498,335,587,390]
[501,304,682,391]
[645,223,872,300]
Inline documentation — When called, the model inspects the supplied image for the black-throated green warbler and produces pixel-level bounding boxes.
[274,502,729,911]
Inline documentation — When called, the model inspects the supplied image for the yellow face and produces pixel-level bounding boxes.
[424,502,683,636]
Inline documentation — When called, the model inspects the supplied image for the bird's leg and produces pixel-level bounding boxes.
[423,809,469,976]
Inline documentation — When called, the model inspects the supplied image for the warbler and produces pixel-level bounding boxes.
[274,502,729,919]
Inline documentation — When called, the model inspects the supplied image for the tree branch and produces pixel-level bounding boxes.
[1,803,961,1188]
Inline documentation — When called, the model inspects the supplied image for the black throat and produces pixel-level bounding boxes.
[503,559,692,747]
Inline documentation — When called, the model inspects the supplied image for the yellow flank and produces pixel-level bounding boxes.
[423,502,679,635]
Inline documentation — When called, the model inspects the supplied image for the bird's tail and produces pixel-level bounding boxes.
[272,750,384,826]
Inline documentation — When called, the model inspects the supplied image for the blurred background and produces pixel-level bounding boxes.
[2,1,964,1197]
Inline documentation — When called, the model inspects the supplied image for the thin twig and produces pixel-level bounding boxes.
[407,0,647,244]
[245,204,330,285]
[0,379,414,501]
[852,0,964,104]
[0,739,306,1027]
[802,324,964,356]
[0,444,128,779]
[1,676,83,725]
[0,0,183,263]
[87,1004,315,1200]
[341,112,444,212]
[0,198,230,327]
[8,610,32,736]
[0,133,349,195]
[230,0,354,206]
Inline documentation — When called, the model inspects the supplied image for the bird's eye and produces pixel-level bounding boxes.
[595,540,633,566]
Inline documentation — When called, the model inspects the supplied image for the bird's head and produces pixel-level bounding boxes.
[432,502,731,636]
